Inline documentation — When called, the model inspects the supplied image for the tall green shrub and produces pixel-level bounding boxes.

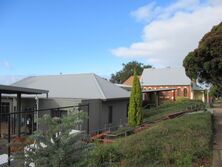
[128,70,143,127]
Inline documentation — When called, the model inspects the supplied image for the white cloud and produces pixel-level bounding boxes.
[131,0,200,22]
[130,2,157,22]
[111,0,222,67]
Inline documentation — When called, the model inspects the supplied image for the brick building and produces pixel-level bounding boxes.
[123,68,206,102]
[140,68,205,102]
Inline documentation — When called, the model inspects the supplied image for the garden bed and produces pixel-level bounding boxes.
[143,98,205,123]
[106,127,134,139]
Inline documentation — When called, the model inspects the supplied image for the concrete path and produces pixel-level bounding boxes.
[213,102,222,167]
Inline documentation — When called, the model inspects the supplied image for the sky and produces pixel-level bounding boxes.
[0,0,222,84]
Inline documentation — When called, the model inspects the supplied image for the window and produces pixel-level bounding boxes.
[51,109,61,118]
[184,88,188,97]
[51,109,67,118]
[177,89,181,96]
[108,106,113,124]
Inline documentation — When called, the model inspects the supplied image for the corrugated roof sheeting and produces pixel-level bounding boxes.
[141,68,191,86]
[12,73,130,100]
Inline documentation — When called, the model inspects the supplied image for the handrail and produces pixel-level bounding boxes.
[0,104,89,116]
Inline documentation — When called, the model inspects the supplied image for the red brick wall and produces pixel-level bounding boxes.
[143,85,192,100]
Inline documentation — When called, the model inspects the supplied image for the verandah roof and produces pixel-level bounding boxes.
[0,84,48,94]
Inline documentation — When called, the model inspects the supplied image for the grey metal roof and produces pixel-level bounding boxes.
[12,73,130,100]
[192,83,205,91]
[0,84,48,94]
[141,68,191,86]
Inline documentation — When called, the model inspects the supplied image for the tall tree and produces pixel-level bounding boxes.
[183,22,222,93]
[110,61,152,83]
[128,70,143,127]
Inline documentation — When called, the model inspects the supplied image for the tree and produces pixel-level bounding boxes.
[17,110,89,167]
[110,61,152,83]
[183,22,222,93]
[128,70,143,127]
[209,85,222,98]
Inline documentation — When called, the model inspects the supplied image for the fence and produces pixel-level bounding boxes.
[0,104,89,166]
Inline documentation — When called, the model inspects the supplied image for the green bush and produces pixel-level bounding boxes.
[15,112,89,167]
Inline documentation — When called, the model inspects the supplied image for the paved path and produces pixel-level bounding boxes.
[213,102,222,167]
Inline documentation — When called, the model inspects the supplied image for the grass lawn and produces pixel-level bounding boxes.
[88,112,213,167]
[143,98,205,123]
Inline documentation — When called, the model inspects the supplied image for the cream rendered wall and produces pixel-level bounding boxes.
[191,91,194,100]
[193,91,205,102]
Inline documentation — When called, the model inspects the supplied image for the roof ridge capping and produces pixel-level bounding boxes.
[31,73,95,77]
[92,73,130,100]
[12,73,96,85]
[92,73,106,100]
[12,76,36,85]
[143,67,184,70]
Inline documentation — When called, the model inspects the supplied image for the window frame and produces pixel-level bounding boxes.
[177,88,181,96]
[183,88,188,97]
